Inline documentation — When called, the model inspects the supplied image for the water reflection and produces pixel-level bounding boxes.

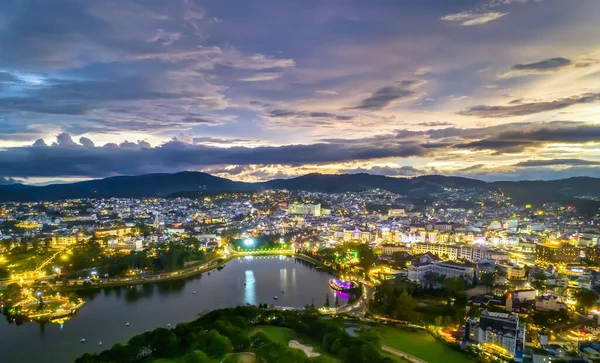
[0,256,347,363]
[244,270,256,305]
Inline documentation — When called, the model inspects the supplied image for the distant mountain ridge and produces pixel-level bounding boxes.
[0,172,599,212]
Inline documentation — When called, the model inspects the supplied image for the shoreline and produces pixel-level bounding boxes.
[57,250,334,292]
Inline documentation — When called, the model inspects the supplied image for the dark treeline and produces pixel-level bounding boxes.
[75,305,395,363]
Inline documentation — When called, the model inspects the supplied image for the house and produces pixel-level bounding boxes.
[535,295,567,312]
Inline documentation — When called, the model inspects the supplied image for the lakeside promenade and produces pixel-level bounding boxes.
[58,249,328,291]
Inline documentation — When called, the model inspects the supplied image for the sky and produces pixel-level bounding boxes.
[1,0,600,184]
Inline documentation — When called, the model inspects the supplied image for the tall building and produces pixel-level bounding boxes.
[465,310,526,362]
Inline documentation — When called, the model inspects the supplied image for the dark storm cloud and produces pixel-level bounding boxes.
[514,159,600,167]
[349,81,422,111]
[265,109,354,121]
[447,122,600,153]
[0,134,426,178]
[511,57,572,71]
[459,93,600,118]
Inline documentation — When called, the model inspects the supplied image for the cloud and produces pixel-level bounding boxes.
[441,11,508,26]
[417,121,453,127]
[514,159,600,167]
[498,57,573,78]
[459,93,600,117]
[512,57,572,71]
[239,72,283,82]
[348,81,424,111]
[0,133,427,178]
[344,165,425,177]
[316,90,338,96]
[415,67,431,76]
[0,177,18,185]
[447,122,600,153]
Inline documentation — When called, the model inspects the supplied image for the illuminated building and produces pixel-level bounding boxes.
[287,203,322,216]
[408,261,474,283]
[94,226,135,238]
[106,237,143,252]
[387,209,406,217]
[535,295,567,312]
[15,221,41,229]
[343,229,372,242]
[535,243,579,265]
[381,243,410,256]
[465,310,526,362]
[51,233,91,247]
[413,243,508,263]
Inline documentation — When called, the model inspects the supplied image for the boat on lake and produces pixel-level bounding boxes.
[328,278,359,292]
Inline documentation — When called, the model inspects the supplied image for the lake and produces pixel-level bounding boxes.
[0,255,346,363]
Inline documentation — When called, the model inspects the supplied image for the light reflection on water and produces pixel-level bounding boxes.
[0,256,347,363]
[244,270,256,305]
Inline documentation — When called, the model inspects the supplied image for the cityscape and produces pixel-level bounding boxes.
[1,182,600,362]
[1,0,600,362]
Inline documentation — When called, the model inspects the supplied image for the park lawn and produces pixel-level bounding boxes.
[372,325,472,363]
[250,325,340,362]
[4,250,55,273]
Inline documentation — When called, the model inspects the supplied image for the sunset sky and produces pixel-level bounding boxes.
[1,0,600,183]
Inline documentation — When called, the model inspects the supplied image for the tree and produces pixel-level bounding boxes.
[184,350,209,363]
[334,294,340,309]
[205,330,233,357]
[391,251,411,269]
[443,277,466,296]
[479,272,496,293]
[0,267,10,279]
[435,316,443,326]
[423,271,439,288]
[573,288,599,313]
[530,271,547,292]
[324,294,330,309]
[357,244,375,274]
[393,291,417,321]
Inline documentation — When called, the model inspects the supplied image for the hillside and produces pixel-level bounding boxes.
[0,172,599,212]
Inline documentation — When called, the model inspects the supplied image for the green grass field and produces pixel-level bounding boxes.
[250,325,340,362]
[372,326,472,363]
[3,250,55,274]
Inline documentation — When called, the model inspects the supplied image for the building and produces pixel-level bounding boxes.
[388,209,406,217]
[95,226,136,238]
[513,289,537,302]
[343,229,372,242]
[535,243,580,265]
[535,295,567,312]
[498,263,526,280]
[408,261,474,284]
[381,243,410,256]
[465,310,526,362]
[106,237,143,252]
[51,233,91,247]
[413,243,507,263]
[287,203,322,216]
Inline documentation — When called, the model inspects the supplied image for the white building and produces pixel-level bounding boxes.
[287,203,322,216]
[107,237,143,252]
[407,261,474,283]
[465,310,525,362]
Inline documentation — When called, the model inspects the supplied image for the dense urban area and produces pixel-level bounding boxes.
[2,185,600,363]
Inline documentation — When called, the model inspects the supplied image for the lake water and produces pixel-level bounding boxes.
[0,255,346,363]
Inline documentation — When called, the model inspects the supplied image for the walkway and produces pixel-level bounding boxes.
[382,346,428,363]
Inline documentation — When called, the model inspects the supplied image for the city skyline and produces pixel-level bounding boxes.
[1,0,600,184]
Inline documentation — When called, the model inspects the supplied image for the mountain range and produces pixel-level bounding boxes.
[0,172,599,214]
